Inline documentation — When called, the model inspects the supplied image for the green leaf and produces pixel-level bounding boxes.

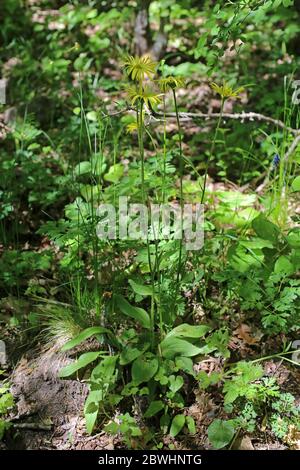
[274,256,294,276]
[144,400,164,418]
[160,413,171,434]
[62,326,111,352]
[217,191,256,208]
[175,357,195,375]
[84,390,102,434]
[169,375,184,393]
[128,279,153,296]
[90,355,118,384]
[240,238,273,249]
[131,355,159,385]
[104,163,124,183]
[74,161,92,176]
[80,184,102,202]
[120,342,150,365]
[86,111,98,122]
[170,414,185,438]
[186,416,196,435]
[166,323,210,339]
[252,215,280,244]
[287,229,300,249]
[291,176,300,192]
[84,356,118,434]
[228,243,264,273]
[115,294,150,329]
[59,352,101,377]
[207,419,235,449]
[91,154,106,176]
[74,161,92,177]
[160,336,203,359]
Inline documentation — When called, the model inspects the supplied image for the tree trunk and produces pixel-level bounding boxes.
[134,0,152,56]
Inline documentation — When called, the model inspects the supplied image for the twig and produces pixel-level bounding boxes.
[284,134,300,161]
[105,106,300,136]
[100,108,129,119]
[153,110,300,135]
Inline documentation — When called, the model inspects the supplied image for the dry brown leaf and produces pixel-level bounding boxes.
[235,323,258,345]
[232,435,254,450]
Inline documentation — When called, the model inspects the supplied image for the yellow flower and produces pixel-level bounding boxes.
[126,122,138,134]
[210,80,244,99]
[158,76,186,92]
[126,85,162,109]
[122,54,157,82]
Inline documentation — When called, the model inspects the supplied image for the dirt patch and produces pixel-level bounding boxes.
[7,343,115,450]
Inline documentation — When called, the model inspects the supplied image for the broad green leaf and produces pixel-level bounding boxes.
[128,279,153,296]
[131,355,158,385]
[207,419,235,449]
[74,161,92,177]
[80,184,102,202]
[115,294,150,329]
[59,352,101,377]
[160,413,171,434]
[217,191,256,208]
[252,215,280,244]
[291,175,300,192]
[120,342,150,365]
[91,154,106,176]
[86,111,98,122]
[65,197,89,220]
[182,180,203,194]
[104,163,124,183]
[240,238,273,250]
[84,356,118,434]
[62,326,111,352]
[186,416,196,435]
[166,323,210,339]
[228,243,264,273]
[84,389,102,434]
[287,229,300,249]
[169,375,184,393]
[274,255,294,276]
[144,400,164,418]
[175,357,195,375]
[170,414,185,438]
[91,355,118,383]
[213,207,259,228]
[160,336,203,359]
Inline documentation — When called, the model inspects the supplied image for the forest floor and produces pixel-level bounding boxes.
[1,320,299,450]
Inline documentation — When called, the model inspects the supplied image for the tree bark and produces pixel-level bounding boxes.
[134,0,152,56]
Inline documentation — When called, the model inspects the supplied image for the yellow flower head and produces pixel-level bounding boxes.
[210,80,244,99]
[122,54,157,82]
[158,76,186,93]
[126,122,138,134]
[126,85,162,109]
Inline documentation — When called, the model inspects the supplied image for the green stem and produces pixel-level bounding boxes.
[173,88,184,307]
[137,100,155,348]
[201,97,225,204]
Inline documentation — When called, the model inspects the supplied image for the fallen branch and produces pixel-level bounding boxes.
[153,110,300,136]
[102,106,300,136]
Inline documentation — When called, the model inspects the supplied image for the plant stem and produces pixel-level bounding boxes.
[172,88,184,307]
[137,100,155,348]
[201,97,225,204]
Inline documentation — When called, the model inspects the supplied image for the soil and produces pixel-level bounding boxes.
[2,340,116,450]
[1,329,299,451]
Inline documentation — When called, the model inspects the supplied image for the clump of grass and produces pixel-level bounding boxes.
[39,305,84,347]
